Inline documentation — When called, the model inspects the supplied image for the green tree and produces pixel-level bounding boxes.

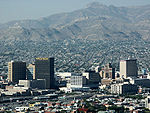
[108,105,125,113]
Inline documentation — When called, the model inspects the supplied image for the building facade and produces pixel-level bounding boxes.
[100,63,115,79]
[133,78,150,88]
[120,59,138,78]
[82,71,100,88]
[70,74,87,88]
[19,80,31,88]
[31,79,46,89]
[18,79,46,89]
[8,61,26,84]
[35,58,56,89]
[111,83,138,94]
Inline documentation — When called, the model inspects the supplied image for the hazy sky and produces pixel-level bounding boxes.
[0,0,150,23]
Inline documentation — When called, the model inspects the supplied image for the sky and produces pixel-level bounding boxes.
[0,0,150,24]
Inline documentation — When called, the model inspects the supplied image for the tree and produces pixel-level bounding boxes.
[108,105,125,113]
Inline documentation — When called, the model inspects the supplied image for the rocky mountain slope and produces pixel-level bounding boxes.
[0,2,150,42]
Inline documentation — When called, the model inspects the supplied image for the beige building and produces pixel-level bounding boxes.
[19,80,31,88]
[100,63,115,79]
[8,61,26,83]
[101,79,112,85]
[120,59,138,78]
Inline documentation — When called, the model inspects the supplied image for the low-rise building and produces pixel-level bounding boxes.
[70,73,87,88]
[18,79,46,89]
[82,70,100,88]
[111,82,138,94]
[132,78,150,88]
[145,96,150,110]
[2,86,30,96]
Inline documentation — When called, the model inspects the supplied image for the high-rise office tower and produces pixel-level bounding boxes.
[8,61,26,84]
[120,59,138,78]
[35,58,56,89]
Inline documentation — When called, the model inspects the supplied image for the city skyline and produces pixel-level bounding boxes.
[1,0,150,112]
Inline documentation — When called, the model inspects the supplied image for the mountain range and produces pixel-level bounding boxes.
[0,2,150,42]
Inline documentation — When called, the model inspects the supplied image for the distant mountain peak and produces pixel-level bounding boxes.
[86,2,107,8]
[8,22,22,29]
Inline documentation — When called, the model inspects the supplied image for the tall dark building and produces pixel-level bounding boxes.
[8,61,26,84]
[35,58,56,89]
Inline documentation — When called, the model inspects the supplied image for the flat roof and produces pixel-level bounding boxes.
[120,59,137,62]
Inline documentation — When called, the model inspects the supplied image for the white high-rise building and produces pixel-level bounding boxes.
[120,59,138,78]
